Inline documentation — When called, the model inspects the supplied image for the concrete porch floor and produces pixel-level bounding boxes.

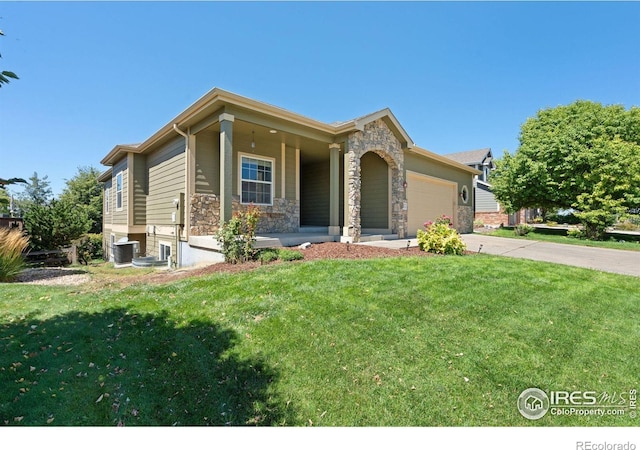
[188,231,401,251]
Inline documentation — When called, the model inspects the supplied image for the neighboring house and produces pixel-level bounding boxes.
[99,88,479,267]
[444,148,527,227]
[0,216,23,231]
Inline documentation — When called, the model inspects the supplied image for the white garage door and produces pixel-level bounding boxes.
[406,171,457,236]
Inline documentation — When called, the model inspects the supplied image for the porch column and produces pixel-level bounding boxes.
[342,150,361,242]
[328,143,341,236]
[219,113,234,225]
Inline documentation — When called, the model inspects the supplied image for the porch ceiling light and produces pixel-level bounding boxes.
[251,131,256,149]
[269,129,277,134]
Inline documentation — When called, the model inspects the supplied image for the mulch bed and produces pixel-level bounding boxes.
[182,242,434,278]
[16,242,446,288]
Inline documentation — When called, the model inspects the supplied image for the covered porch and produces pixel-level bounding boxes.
[188,226,400,252]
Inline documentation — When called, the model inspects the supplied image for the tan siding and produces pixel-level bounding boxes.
[147,137,185,225]
[195,132,220,195]
[360,152,389,229]
[112,158,128,225]
[300,160,329,226]
[285,145,297,200]
[132,153,147,225]
[103,179,113,227]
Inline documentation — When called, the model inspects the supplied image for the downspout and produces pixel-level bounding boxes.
[173,124,189,269]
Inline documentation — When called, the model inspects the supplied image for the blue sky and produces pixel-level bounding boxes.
[1,1,639,196]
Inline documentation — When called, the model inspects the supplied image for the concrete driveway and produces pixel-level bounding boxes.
[359,234,640,277]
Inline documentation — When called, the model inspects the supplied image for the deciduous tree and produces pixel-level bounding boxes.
[59,166,103,233]
[491,100,640,238]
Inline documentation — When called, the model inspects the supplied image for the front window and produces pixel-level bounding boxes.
[115,172,123,210]
[240,155,273,205]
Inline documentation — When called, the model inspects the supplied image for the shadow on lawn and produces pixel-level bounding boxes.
[0,308,290,426]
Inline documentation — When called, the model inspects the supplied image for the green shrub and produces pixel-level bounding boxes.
[0,228,29,282]
[473,219,484,229]
[258,248,279,264]
[514,223,535,236]
[417,215,466,255]
[545,221,558,227]
[567,228,586,239]
[75,233,103,264]
[215,205,261,264]
[546,211,581,225]
[278,248,304,261]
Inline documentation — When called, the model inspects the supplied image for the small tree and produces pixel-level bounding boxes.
[17,172,53,210]
[215,205,261,264]
[59,166,103,234]
[24,200,90,251]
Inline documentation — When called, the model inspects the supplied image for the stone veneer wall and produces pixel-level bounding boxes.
[345,119,406,241]
[190,193,299,236]
[457,205,474,234]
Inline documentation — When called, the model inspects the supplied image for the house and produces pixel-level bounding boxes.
[444,148,528,227]
[99,88,479,267]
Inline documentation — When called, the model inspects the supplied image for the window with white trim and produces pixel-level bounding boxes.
[240,154,273,205]
[115,172,123,210]
[105,187,111,214]
[159,242,171,261]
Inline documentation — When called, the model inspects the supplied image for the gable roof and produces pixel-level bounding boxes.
[409,146,482,175]
[444,148,493,166]
[100,88,415,166]
[99,88,481,178]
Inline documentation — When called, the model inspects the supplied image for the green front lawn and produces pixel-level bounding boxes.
[1,256,638,426]
[480,227,640,252]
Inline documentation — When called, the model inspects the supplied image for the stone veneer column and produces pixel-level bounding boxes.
[219,113,234,225]
[343,150,361,241]
[343,119,407,242]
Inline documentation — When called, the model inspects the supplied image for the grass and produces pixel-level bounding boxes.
[1,255,639,426]
[481,227,640,252]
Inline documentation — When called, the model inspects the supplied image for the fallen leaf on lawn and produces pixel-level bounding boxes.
[30,366,35,372]
[95,394,104,403]
[14,416,23,422]
[47,417,54,424]
[463,377,469,383]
